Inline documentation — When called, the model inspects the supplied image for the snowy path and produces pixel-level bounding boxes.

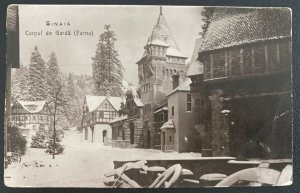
[4,128,202,187]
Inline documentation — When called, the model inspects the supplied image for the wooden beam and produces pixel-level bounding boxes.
[225,51,228,77]
[229,50,232,77]
[251,47,255,73]
[210,54,214,79]
[240,49,244,75]
[265,45,269,73]
[276,43,280,69]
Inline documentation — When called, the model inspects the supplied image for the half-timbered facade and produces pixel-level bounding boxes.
[81,95,122,144]
[10,100,51,139]
[188,8,292,158]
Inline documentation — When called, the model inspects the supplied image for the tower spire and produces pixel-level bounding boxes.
[160,6,163,15]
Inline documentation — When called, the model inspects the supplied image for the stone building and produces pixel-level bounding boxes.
[137,7,187,149]
[10,100,52,141]
[110,91,144,148]
[188,8,292,158]
[81,95,123,144]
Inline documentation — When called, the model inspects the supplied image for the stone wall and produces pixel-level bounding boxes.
[209,89,230,156]
[124,118,143,147]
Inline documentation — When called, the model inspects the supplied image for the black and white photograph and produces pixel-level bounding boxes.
[4,5,292,188]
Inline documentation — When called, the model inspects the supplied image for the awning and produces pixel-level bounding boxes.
[154,107,168,114]
[160,119,175,130]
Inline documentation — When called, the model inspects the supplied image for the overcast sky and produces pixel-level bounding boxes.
[19,5,204,85]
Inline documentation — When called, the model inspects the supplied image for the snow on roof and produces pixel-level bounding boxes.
[167,78,192,96]
[85,95,123,112]
[161,119,175,130]
[134,98,144,107]
[18,100,47,114]
[148,39,169,47]
[201,8,291,53]
[138,8,187,61]
[187,61,204,76]
[110,115,128,124]
[85,95,106,112]
[166,47,187,58]
[146,10,179,50]
[108,97,123,111]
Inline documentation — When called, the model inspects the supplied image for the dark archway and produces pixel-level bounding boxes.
[130,122,134,144]
[146,130,151,148]
[103,130,107,143]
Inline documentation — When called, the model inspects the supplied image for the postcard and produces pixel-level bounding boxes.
[4,5,292,188]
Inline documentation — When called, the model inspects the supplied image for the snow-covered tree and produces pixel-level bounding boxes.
[27,46,47,101]
[46,52,61,102]
[92,24,124,97]
[64,73,82,126]
[46,52,69,130]
[11,64,30,102]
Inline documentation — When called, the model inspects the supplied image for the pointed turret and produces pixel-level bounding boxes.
[143,7,186,58]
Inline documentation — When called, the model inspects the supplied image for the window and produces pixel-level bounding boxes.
[169,136,172,142]
[213,51,226,78]
[187,94,192,111]
[171,106,175,117]
[143,82,151,92]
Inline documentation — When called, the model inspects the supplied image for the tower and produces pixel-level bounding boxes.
[137,7,187,148]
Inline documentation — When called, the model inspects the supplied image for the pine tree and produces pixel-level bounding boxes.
[64,73,82,126]
[46,52,61,102]
[28,46,47,101]
[11,64,30,102]
[92,25,124,96]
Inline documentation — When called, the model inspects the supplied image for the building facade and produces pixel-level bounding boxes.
[81,95,123,144]
[110,90,144,148]
[10,100,51,140]
[188,8,292,158]
[161,77,202,152]
[137,8,187,149]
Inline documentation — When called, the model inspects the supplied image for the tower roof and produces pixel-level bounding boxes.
[144,7,186,58]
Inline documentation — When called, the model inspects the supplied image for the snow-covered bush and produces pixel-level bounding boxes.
[30,130,47,148]
[8,125,27,155]
[45,137,64,155]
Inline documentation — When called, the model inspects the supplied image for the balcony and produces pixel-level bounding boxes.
[201,39,291,82]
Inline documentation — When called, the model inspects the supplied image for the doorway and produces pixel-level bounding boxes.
[130,122,134,144]
[146,130,151,148]
[103,130,107,143]
[162,131,165,151]
[91,126,94,143]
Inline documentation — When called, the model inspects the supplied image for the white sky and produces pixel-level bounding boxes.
[19,5,204,85]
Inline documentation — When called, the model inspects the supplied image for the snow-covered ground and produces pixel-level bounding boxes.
[4,128,202,187]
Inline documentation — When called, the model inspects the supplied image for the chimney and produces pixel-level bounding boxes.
[172,74,180,89]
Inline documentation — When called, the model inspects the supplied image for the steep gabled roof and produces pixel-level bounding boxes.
[85,95,106,112]
[187,38,204,76]
[143,7,186,59]
[167,78,192,96]
[85,95,123,112]
[18,100,47,114]
[201,8,291,53]
[108,97,124,111]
